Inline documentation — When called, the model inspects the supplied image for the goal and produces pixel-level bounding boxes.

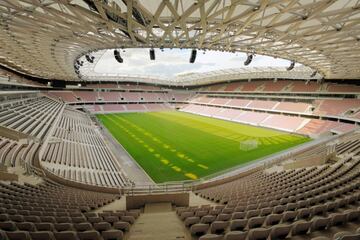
[239,139,259,151]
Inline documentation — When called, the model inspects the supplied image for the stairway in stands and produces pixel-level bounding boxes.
[128,202,190,240]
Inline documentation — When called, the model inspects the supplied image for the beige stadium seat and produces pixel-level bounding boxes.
[120,216,135,224]
[297,208,311,220]
[93,222,111,232]
[35,223,55,231]
[72,217,87,224]
[77,230,101,240]
[184,217,200,227]
[74,223,93,232]
[325,202,339,212]
[103,216,119,225]
[230,219,247,231]
[0,222,17,231]
[201,215,216,224]
[232,212,245,220]
[196,211,208,218]
[282,211,297,223]
[15,222,35,232]
[30,231,56,240]
[210,221,229,234]
[216,214,231,221]
[291,220,312,235]
[246,210,260,219]
[88,217,102,224]
[102,230,123,240]
[248,216,265,229]
[224,231,247,240]
[285,203,297,211]
[346,209,360,222]
[330,213,347,226]
[310,205,326,217]
[190,223,209,235]
[54,231,80,240]
[248,228,271,240]
[222,208,234,214]
[40,216,56,223]
[269,224,291,240]
[6,231,30,240]
[54,223,73,232]
[273,205,286,214]
[180,212,194,221]
[265,214,282,226]
[9,215,24,223]
[310,217,330,232]
[199,234,223,240]
[113,221,130,231]
[260,207,273,216]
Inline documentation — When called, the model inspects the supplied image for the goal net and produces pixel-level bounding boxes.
[239,139,259,151]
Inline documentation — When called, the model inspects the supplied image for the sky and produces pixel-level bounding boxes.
[94,48,297,77]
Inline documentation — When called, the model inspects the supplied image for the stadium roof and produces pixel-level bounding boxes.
[1,0,360,82]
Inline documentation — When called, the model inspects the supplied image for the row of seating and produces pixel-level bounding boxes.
[189,96,360,120]
[48,91,193,103]
[0,96,63,139]
[84,103,171,113]
[41,108,129,187]
[197,80,360,93]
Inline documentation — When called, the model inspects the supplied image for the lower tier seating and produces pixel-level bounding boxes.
[177,137,360,240]
[0,180,140,240]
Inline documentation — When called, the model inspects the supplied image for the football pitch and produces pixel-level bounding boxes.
[97,111,310,183]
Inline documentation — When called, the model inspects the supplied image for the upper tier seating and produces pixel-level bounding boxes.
[261,115,307,132]
[189,96,360,119]
[247,100,278,110]
[41,108,129,188]
[327,84,360,93]
[191,96,313,114]
[87,83,162,91]
[275,102,311,114]
[314,99,360,117]
[0,96,63,139]
[98,92,121,102]
[73,91,97,102]
[262,81,292,92]
[48,92,78,102]
[290,82,321,92]
[198,80,360,94]
[181,104,357,135]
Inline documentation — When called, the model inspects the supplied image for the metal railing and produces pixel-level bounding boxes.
[123,181,195,196]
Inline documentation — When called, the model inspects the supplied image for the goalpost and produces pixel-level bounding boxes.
[239,139,259,151]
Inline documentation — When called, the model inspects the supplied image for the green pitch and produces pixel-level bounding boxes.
[97,111,310,183]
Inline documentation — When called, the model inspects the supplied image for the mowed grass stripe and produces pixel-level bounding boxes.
[97,111,310,183]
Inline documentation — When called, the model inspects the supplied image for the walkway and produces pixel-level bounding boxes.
[127,202,192,240]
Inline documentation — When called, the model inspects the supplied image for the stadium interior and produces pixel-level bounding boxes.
[0,0,360,240]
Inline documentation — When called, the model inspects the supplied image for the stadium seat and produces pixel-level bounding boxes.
[101,230,123,240]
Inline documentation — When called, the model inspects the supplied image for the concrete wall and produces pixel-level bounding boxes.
[0,171,18,181]
[126,192,189,210]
